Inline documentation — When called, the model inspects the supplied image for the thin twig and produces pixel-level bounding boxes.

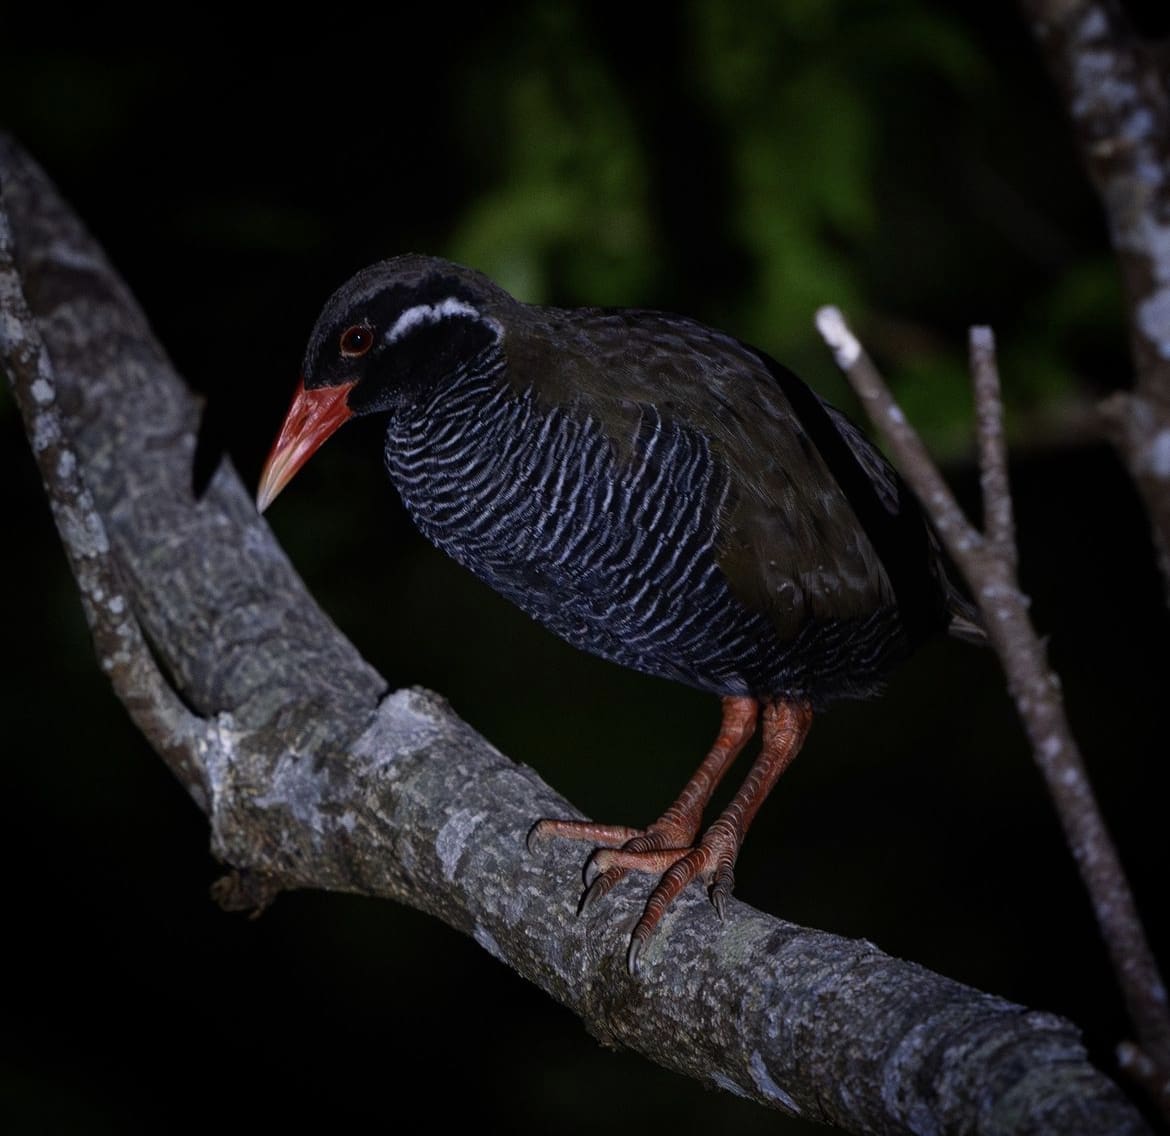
[815,307,984,565]
[817,304,1170,1122]
[969,327,1016,569]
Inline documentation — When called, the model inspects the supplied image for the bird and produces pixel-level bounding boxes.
[257,254,982,972]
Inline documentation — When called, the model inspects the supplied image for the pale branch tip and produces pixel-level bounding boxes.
[969,326,995,352]
[814,305,980,560]
[814,304,861,369]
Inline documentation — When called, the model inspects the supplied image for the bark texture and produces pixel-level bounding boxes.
[0,137,1151,1135]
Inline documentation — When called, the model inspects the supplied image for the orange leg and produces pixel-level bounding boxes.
[527,698,758,894]
[622,699,813,971]
[528,697,813,972]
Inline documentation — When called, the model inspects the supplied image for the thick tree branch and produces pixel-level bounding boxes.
[1022,0,1170,599]
[0,138,1152,1134]
[817,305,1170,1123]
[0,189,217,812]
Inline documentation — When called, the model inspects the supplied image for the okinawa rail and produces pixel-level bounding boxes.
[257,255,981,973]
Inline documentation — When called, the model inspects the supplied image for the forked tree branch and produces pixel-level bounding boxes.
[0,138,1151,1135]
[817,306,1170,1124]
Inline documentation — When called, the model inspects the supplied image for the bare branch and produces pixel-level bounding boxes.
[1022,0,1170,599]
[817,303,1170,1123]
[970,327,1017,569]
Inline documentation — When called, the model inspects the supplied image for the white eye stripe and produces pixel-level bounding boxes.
[385,297,482,343]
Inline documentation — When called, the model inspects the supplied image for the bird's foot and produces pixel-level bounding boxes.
[528,814,701,909]
[578,815,704,913]
[528,812,740,973]
[528,817,646,910]
[589,820,742,973]
[527,700,812,974]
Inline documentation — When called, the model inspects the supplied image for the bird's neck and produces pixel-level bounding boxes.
[382,348,529,535]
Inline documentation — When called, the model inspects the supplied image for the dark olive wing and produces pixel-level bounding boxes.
[501,305,941,644]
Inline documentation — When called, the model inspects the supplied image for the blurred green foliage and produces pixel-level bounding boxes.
[450,7,655,303]
[424,0,1120,457]
[0,4,1124,460]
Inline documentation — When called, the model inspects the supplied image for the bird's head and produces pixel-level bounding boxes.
[257,255,508,512]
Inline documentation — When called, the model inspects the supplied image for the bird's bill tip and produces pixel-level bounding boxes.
[256,378,356,513]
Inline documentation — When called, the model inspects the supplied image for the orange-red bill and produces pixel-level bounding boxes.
[256,378,356,513]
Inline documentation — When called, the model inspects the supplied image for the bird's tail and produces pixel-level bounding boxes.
[943,576,987,645]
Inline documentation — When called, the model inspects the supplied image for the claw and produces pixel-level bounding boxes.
[711,865,735,920]
[582,851,603,889]
[579,866,623,913]
[525,820,549,854]
[583,848,631,888]
[627,932,646,975]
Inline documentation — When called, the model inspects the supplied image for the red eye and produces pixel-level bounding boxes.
[339,324,374,357]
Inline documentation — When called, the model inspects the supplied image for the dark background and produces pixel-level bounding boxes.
[2,8,1168,1132]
